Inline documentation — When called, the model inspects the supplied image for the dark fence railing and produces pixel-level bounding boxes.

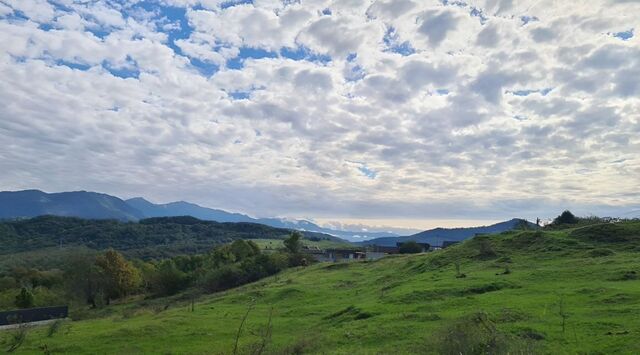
[0,306,68,326]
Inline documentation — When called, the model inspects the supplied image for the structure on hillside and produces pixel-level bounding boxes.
[324,248,366,262]
[0,306,68,328]
[370,245,400,254]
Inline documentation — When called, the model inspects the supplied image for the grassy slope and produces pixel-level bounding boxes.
[249,238,355,250]
[5,222,640,354]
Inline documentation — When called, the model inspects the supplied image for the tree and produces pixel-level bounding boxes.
[553,210,578,225]
[230,240,260,261]
[399,241,423,254]
[149,260,189,296]
[14,287,34,308]
[63,254,104,308]
[283,232,303,254]
[95,250,141,303]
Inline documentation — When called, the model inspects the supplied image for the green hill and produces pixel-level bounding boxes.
[4,221,640,354]
[0,215,340,260]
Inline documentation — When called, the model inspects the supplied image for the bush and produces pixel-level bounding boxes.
[399,241,423,254]
[427,312,535,355]
[587,249,615,257]
[553,210,578,225]
[14,287,34,309]
[0,276,17,292]
[201,265,245,293]
[476,237,497,259]
[149,260,190,296]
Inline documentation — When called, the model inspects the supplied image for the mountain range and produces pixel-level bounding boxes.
[0,190,400,241]
[0,189,537,245]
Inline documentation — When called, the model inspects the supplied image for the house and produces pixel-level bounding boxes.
[370,245,400,254]
[300,246,332,262]
[300,247,366,262]
[324,249,366,262]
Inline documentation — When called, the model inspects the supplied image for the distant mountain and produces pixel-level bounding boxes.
[0,190,375,241]
[126,197,255,223]
[0,190,143,221]
[126,197,399,241]
[360,219,539,247]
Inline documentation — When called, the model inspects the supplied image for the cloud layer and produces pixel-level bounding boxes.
[1,0,639,223]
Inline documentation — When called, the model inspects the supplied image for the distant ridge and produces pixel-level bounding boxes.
[360,219,538,247]
[0,190,396,241]
[126,197,255,223]
[126,197,401,241]
[0,189,142,221]
[0,190,533,243]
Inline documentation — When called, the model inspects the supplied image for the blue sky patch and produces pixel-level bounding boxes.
[280,46,332,64]
[358,164,377,179]
[509,88,552,97]
[229,91,251,100]
[189,58,220,76]
[103,60,140,79]
[227,47,278,69]
[613,29,634,41]
[470,8,488,25]
[56,60,92,71]
[521,16,539,25]
[220,0,254,9]
[383,27,415,56]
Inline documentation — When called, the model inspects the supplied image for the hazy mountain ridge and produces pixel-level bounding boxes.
[0,190,534,243]
[0,189,143,221]
[0,190,397,240]
[360,218,539,247]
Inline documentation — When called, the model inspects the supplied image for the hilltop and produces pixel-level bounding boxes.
[0,190,142,221]
[362,218,538,247]
[7,220,640,354]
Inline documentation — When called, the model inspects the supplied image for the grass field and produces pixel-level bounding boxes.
[249,238,355,251]
[3,222,640,354]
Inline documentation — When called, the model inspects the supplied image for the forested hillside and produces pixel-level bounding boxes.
[0,215,336,259]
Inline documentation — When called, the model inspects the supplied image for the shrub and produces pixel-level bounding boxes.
[587,249,615,257]
[476,237,497,259]
[14,287,34,309]
[201,265,244,293]
[149,260,190,296]
[399,241,423,254]
[553,210,578,225]
[427,312,535,355]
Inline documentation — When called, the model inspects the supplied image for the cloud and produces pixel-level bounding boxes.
[417,9,460,47]
[0,0,639,226]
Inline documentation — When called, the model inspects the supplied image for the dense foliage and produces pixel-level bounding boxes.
[0,233,311,312]
[0,215,331,259]
[398,241,423,254]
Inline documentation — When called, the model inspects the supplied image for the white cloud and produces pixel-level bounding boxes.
[0,0,639,224]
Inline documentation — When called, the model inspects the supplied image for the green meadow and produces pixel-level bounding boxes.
[4,222,640,354]
[248,238,354,251]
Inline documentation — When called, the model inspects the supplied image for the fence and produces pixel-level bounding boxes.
[0,306,68,326]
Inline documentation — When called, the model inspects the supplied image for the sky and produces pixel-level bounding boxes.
[0,0,639,231]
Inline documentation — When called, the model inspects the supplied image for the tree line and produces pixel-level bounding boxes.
[0,232,309,310]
